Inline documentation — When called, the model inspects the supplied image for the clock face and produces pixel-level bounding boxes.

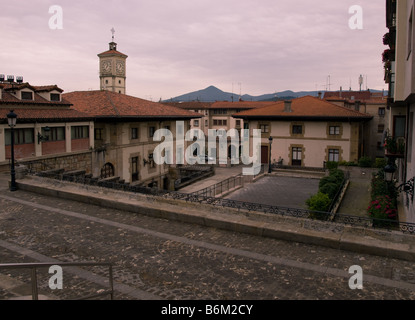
[102,60,112,73]
[116,61,125,74]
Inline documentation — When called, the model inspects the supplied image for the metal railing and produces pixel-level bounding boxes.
[191,174,243,197]
[328,171,351,214]
[32,171,415,235]
[0,262,114,300]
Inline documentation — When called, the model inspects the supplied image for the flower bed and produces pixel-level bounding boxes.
[367,170,398,226]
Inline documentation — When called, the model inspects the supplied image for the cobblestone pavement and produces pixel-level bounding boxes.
[0,175,415,301]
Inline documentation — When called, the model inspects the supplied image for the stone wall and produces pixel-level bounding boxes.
[1,151,93,174]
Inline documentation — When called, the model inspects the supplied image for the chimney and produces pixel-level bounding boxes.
[340,86,342,98]
[354,100,361,111]
[284,100,292,112]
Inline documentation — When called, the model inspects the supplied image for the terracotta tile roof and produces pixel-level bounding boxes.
[211,101,276,109]
[0,83,72,106]
[233,96,373,121]
[324,90,373,100]
[163,101,275,110]
[32,85,63,93]
[97,49,128,58]
[0,108,92,123]
[63,90,202,119]
[161,102,214,109]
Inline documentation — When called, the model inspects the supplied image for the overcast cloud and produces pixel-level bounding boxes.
[0,0,387,100]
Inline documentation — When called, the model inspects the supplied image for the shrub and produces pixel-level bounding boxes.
[329,169,345,183]
[320,183,340,200]
[306,192,331,219]
[358,156,373,168]
[319,175,337,189]
[375,158,387,169]
[325,161,338,170]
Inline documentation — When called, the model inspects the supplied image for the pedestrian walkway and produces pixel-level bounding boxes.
[337,167,377,217]
[177,165,246,193]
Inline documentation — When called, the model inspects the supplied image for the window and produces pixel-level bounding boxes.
[148,153,156,168]
[205,120,208,126]
[5,128,34,145]
[131,127,139,140]
[328,149,340,162]
[292,125,303,135]
[243,123,249,138]
[131,157,139,182]
[50,93,60,101]
[105,80,109,84]
[292,147,302,166]
[21,91,33,100]
[213,109,226,115]
[149,126,156,138]
[101,163,114,179]
[394,116,406,137]
[213,119,227,126]
[378,108,386,117]
[329,126,340,135]
[95,128,104,140]
[71,126,89,139]
[260,124,269,133]
[194,120,199,127]
[46,127,65,141]
[236,120,241,127]
[378,124,385,134]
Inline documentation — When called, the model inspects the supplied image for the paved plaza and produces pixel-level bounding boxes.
[0,169,414,301]
[225,176,320,209]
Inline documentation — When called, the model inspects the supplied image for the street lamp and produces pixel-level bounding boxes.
[7,110,17,191]
[268,136,273,173]
[384,159,396,183]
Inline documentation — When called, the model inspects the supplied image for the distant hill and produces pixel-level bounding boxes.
[162,86,318,102]
[163,85,387,103]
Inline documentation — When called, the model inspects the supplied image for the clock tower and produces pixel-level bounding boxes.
[98,31,128,94]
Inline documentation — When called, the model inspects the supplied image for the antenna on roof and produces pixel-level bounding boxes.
[326,75,333,91]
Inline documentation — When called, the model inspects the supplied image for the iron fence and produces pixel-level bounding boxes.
[33,171,415,235]
[191,174,244,197]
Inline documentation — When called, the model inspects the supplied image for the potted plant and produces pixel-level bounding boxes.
[384,135,404,157]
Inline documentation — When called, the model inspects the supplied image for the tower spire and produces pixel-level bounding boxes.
[111,27,115,42]
[109,27,117,51]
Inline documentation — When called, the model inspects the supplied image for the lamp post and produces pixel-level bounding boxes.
[384,158,396,183]
[7,110,17,192]
[268,136,273,173]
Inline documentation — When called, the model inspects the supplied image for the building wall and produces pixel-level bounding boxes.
[92,120,192,187]
[245,120,359,168]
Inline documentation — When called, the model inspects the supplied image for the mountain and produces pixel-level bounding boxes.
[163,86,387,103]
[163,86,322,102]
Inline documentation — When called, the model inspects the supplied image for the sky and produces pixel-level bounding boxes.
[1,0,388,101]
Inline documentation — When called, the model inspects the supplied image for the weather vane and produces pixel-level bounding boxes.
[111,27,115,42]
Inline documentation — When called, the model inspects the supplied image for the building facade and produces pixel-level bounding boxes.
[233,96,372,167]
[63,90,201,188]
[323,90,389,160]
[0,81,93,172]
[385,0,415,223]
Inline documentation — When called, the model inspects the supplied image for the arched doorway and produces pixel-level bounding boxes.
[101,162,115,179]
